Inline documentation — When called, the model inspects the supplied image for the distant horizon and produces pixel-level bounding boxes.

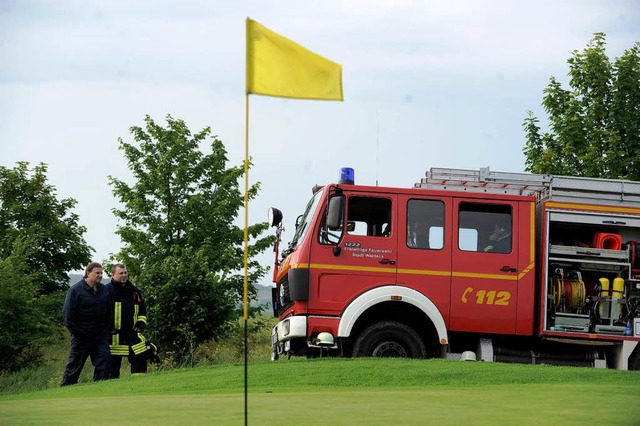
[67,273,273,307]
[67,272,274,287]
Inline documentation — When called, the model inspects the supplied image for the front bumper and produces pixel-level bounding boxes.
[271,316,307,360]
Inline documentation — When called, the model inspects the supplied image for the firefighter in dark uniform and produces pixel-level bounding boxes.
[107,263,149,378]
[61,262,111,386]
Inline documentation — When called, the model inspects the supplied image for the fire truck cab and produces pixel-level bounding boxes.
[269,167,640,369]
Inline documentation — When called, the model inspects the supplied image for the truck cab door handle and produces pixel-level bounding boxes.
[500,266,517,273]
[379,258,396,265]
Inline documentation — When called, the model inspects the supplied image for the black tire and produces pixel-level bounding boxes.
[352,321,427,358]
[628,345,640,371]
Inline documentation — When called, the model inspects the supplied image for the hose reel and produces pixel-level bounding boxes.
[552,268,586,314]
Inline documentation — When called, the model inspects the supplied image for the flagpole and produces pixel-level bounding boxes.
[243,18,343,425]
[243,92,250,426]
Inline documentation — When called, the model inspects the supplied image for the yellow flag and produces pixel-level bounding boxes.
[246,19,343,101]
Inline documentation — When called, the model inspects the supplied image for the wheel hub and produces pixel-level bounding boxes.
[371,341,408,357]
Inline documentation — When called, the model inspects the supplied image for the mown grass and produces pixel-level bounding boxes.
[1,358,639,425]
[2,314,639,425]
[4,358,638,398]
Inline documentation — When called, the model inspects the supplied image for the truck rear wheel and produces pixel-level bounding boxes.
[352,321,427,358]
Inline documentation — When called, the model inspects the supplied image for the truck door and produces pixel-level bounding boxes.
[449,199,519,334]
[309,192,397,315]
[396,195,453,324]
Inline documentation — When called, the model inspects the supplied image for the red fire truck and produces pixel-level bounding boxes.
[268,167,640,369]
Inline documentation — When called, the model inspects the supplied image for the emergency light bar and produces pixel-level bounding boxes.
[339,167,354,185]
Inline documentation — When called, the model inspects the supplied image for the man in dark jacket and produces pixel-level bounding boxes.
[60,262,111,386]
[107,263,149,378]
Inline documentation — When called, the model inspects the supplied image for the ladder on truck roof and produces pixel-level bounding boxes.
[414,167,640,207]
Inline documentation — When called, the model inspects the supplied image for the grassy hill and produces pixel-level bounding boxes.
[1,358,638,425]
[256,284,273,308]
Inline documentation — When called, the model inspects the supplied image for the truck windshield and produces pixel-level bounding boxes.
[284,187,325,256]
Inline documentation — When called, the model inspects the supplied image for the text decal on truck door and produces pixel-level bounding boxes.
[462,287,511,306]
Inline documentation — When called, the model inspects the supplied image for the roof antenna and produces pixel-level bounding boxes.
[376,110,380,186]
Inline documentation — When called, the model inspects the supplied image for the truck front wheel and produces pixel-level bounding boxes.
[352,321,427,358]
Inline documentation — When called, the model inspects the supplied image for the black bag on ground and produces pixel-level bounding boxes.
[146,342,161,364]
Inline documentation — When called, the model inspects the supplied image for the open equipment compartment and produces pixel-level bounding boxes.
[544,209,640,336]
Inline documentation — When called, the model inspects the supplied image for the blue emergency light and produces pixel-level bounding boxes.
[339,167,354,185]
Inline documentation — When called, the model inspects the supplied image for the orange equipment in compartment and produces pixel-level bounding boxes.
[593,232,622,250]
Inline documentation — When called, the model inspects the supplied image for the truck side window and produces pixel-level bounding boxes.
[318,196,392,245]
[458,203,512,253]
[407,199,445,249]
[346,196,392,238]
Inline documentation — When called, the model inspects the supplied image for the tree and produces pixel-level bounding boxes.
[0,239,57,373]
[108,115,274,362]
[523,33,640,179]
[0,162,93,294]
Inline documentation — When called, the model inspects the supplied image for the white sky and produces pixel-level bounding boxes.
[1,1,639,285]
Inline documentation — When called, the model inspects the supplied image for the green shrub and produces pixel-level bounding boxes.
[0,242,57,373]
[140,249,237,365]
[194,315,276,365]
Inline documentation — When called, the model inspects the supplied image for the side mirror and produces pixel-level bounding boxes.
[268,207,283,227]
[327,196,344,230]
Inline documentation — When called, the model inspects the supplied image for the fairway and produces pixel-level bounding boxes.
[1,385,638,425]
[1,359,639,425]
